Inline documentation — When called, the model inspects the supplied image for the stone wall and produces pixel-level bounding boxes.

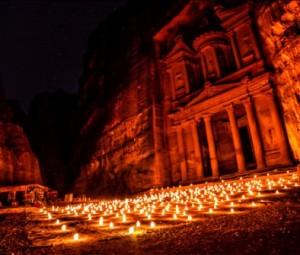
[256,0,300,161]
[0,121,41,186]
[0,91,42,186]
[72,0,191,196]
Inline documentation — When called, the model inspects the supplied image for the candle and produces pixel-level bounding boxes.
[150,221,155,228]
[73,233,79,241]
[129,226,134,234]
[99,217,103,226]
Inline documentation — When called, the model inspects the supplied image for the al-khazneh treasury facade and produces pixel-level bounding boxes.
[158,1,296,184]
[75,0,300,195]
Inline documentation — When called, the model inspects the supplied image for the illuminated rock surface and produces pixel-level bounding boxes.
[0,93,41,186]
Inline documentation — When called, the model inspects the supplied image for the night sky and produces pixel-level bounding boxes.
[0,1,126,111]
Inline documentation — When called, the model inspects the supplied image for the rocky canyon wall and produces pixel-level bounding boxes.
[256,0,300,161]
[0,96,42,186]
[72,0,191,197]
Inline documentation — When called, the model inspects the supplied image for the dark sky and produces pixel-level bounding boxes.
[0,1,126,111]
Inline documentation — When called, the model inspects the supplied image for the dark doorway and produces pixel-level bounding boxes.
[198,121,212,177]
[239,126,256,168]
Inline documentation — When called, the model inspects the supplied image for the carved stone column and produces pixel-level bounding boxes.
[225,104,246,173]
[212,47,222,78]
[166,69,176,100]
[182,64,190,94]
[203,114,219,177]
[190,119,204,180]
[200,53,207,81]
[176,125,188,182]
[242,97,265,169]
[264,91,291,164]
[228,30,242,69]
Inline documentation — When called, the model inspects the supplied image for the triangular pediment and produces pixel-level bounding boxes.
[186,82,239,108]
[164,35,195,60]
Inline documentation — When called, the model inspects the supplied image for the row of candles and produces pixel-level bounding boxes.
[36,171,298,242]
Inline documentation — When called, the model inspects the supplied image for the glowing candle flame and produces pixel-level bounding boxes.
[230,208,234,213]
[109,222,114,228]
[187,215,192,221]
[62,225,66,231]
[150,221,155,228]
[73,233,79,241]
[99,217,103,226]
[56,219,60,225]
[136,221,141,227]
[129,226,134,234]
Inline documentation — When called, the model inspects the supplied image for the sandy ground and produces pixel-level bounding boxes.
[1,170,300,255]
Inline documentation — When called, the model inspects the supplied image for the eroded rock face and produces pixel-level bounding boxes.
[0,120,42,185]
[72,0,188,197]
[0,88,42,186]
[256,0,300,161]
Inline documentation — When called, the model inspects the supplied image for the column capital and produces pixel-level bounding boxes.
[227,29,234,37]
[224,103,235,112]
[173,123,183,130]
[241,96,253,106]
[188,117,199,125]
[262,89,275,98]
[203,114,212,121]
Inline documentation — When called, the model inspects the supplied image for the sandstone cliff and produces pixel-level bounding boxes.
[0,96,42,186]
[256,0,300,161]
